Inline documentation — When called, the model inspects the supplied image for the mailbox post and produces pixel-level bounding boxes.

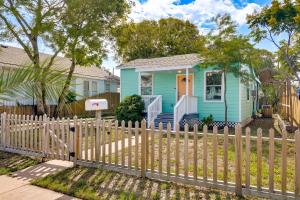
[85,99,108,120]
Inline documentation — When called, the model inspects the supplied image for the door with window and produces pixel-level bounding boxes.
[177,75,193,101]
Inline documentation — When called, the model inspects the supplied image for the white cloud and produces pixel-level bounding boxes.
[129,0,261,33]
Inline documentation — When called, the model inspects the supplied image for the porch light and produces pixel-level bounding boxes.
[177,70,182,73]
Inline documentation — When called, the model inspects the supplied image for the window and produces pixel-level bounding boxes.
[91,81,98,96]
[247,87,250,101]
[140,73,153,95]
[83,81,89,97]
[205,71,223,101]
[105,81,110,92]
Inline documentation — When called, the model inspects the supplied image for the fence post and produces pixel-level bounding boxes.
[141,119,146,178]
[235,124,242,196]
[1,112,6,148]
[73,116,78,165]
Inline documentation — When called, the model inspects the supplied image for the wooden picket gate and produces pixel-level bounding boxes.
[1,112,300,199]
[0,113,75,160]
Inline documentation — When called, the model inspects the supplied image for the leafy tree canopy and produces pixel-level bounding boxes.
[112,17,205,61]
[247,0,300,82]
[200,14,255,125]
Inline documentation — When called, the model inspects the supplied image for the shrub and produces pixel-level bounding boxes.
[202,114,214,127]
[115,95,145,124]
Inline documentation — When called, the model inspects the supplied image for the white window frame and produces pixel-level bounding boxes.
[91,81,98,96]
[139,72,154,95]
[83,80,90,97]
[203,70,224,102]
[105,80,111,92]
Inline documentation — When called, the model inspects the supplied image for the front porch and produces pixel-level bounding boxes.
[140,67,199,129]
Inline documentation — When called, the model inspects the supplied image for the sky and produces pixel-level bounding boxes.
[102,0,274,76]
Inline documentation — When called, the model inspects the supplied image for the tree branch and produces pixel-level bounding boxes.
[0,14,34,61]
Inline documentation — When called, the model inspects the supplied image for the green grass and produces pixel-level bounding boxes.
[0,151,41,175]
[32,166,262,200]
[106,118,296,193]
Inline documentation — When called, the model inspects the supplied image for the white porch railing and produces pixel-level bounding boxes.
[173,95,198,129]
[146,95,162,127]
[142,95,158,112]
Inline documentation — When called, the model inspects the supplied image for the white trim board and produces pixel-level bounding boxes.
[135,65,194,72]
[203,70,224,103]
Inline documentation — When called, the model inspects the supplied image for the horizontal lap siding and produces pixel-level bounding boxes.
[153,71,176,113]
[120,69,139,100]
[194,66,240,122]
[240,80,254,121]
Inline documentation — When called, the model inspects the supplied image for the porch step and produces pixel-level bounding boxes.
[154,113,174,129]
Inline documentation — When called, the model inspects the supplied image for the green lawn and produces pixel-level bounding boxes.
[0,151,41,175]
[32,166,262,200]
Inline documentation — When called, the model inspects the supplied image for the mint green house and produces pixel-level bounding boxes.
[117,54,259,128]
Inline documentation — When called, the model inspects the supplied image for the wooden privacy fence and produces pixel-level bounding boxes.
[0,92,120,117]
[0,113,300,199]
[280,82,300,127]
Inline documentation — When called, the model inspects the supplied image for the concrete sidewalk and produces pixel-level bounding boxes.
[0,160,79,200]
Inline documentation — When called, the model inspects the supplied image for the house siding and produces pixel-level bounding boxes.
[120,66,243,123]
[194,66,240,122]
[153,71,176,113]
[120,69,139,100]
[240,80,254,121]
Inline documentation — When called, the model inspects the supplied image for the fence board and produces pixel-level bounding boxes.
[114,120,119,166]
[184,124,189,179]
[135,121,139,170]
[193,124,198,180]
[167,122,171,178]
[257,128,262,191]
[128,121,132,168]
[235,124,242,195]
[223,126,228,184]
[150,121,154,173]
[213,126,218,182]
[203,125,208,181]
[175,123,180,177]
[282,130,287,194]
[245,127,251,189]
[269,128,275,193]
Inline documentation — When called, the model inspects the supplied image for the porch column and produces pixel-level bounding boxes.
[185,68,189,96]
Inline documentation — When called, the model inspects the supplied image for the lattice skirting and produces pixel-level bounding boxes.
[181,118,239,128]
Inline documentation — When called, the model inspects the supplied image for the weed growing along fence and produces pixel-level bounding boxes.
[0,112,299,199]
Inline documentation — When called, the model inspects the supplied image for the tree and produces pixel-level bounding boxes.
[200,14,254,126]
[0,0,66,114]
[0,64,66,110]
[113,17,205,61]
[53,0,130,116]
[247,0,300,82]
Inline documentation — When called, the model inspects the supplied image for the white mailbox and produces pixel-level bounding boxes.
[85,99,108,111]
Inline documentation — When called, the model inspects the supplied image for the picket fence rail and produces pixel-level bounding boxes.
[0,112,299,199]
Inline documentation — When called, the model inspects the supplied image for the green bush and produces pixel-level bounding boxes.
[115,95,145,124]
[202,114,214,127]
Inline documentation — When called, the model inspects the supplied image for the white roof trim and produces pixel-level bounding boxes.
[135,65,194,72]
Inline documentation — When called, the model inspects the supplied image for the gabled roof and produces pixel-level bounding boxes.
[0,45,118,80]
[117,54,202,70]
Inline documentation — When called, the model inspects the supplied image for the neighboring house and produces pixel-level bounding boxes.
[117,54,260,128]
[0,45,119,105]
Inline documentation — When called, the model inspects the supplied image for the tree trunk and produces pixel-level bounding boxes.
[31,36,46,115]
[54,59,76,117]
[224,72,228,126]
